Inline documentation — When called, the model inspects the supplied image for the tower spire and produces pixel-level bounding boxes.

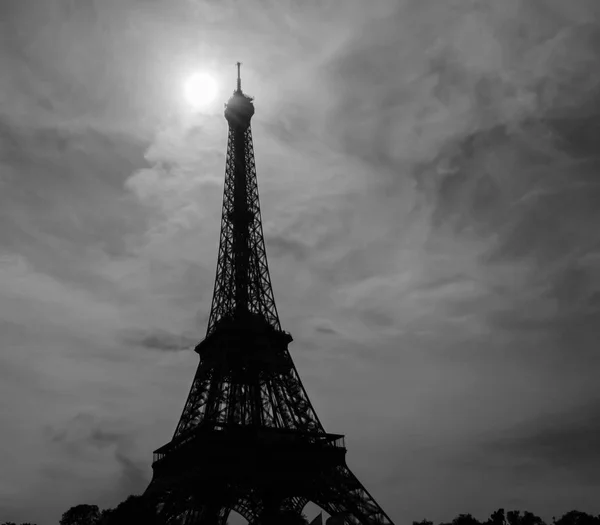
[236,61,242,93]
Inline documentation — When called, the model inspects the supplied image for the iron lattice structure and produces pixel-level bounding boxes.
[144,64,395,525]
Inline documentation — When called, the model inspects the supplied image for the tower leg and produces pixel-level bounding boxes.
[312,466,393,525]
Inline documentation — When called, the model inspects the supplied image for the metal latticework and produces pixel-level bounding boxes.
[206,124,280,335]
[171,74,322,439]
[144,64,395,525]
[172,328,324,435]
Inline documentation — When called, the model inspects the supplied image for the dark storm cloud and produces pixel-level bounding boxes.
[46,411,148,499]
[423,100,600,359]
[123,328,199,352]
[482,400,600,484]
[312,320,339,336]
[315,0,600,357]
[267,235,311,261]
[0,117,151,293]
[48,413,124,450]
[114,449,148,496]
[429,113,600,262]
[323,0,600,202]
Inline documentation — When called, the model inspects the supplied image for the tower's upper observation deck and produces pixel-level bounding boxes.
[224,62,254,128]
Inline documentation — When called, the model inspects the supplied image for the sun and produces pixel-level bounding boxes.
[184,71,218,109]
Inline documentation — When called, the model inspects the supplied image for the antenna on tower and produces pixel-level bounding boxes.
[236,61,242,92]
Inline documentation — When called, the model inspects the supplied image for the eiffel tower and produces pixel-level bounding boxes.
[144,64,395,525]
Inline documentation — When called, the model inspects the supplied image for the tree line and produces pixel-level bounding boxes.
[3,504,600,525]
[414,510,600,525]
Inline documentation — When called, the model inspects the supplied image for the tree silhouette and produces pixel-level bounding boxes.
[59,504,101,525]
[452,514,481,525]
[55,502,600,525]
[407,509,600,525]
[554,511,600,525]
[487,509,506,525]
[101,495,163,525]
[521,511,545,525]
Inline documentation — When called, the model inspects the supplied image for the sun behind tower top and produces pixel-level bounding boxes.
[224,62,255,128]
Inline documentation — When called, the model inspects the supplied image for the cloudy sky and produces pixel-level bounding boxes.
[1,0,600,523]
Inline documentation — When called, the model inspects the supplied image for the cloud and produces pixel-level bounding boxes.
[0,253,126,340]
[124,117,226,241]
[122,328,199,352]
[0,118,150,290]
[480,400,600,485]
[45,411,150,504]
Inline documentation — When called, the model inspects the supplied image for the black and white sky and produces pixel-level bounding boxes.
[1,0,600,524]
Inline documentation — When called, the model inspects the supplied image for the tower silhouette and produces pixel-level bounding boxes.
[144,64,394,525]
